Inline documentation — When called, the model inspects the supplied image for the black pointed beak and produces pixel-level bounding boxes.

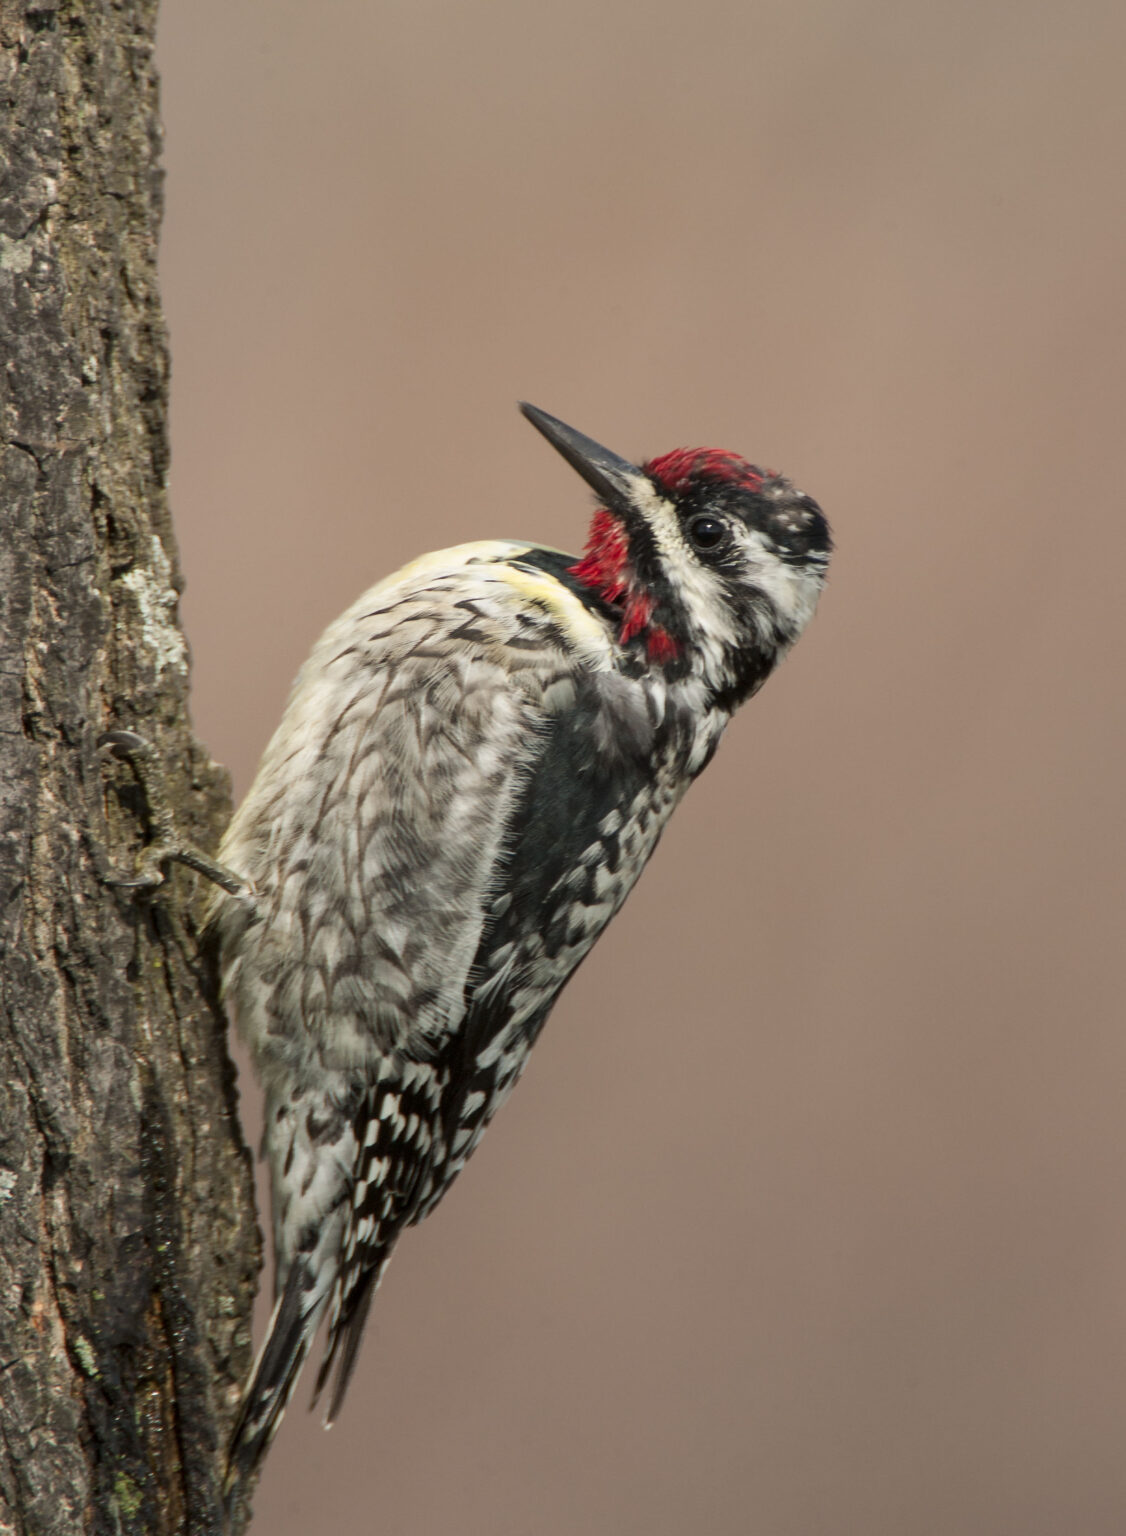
[519,403,643,512]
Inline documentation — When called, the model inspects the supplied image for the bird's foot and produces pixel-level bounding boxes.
[98,730,255,902]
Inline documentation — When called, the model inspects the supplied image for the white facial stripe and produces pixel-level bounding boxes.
[624,476,685,557]
[625,479,741,661]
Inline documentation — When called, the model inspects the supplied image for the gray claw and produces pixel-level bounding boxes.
[99,729,149,759]
[104,871,165,891]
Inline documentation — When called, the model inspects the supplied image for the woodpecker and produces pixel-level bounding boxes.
[211,403,831,1491]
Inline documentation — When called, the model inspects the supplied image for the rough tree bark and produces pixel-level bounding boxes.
[0,4,259,1533]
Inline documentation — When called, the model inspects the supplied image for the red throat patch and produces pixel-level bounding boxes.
[568,509,630,603]
[568,509,680,664]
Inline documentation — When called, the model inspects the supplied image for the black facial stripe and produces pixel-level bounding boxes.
[615,506,695,647]
[619,499,662,573]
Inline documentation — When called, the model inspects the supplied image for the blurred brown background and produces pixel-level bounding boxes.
[157,1,1126,1531]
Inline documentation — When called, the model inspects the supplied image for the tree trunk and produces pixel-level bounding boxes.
[0,4,259,1533]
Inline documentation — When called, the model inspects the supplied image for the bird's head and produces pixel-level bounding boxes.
[521,403,832,708]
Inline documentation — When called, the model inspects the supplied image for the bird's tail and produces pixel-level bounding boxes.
[223,1256,328,1511]
[312,1261,383,1426]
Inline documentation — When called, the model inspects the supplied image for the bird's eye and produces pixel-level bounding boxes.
[687,515,727,554]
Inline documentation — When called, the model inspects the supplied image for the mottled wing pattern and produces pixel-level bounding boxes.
[217,546,574,1080]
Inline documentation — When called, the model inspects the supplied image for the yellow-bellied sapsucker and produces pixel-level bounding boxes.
[211,404,832,1490]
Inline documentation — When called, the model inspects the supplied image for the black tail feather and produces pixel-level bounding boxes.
[312,1267,380,1425]
[224,1258,324,1509]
